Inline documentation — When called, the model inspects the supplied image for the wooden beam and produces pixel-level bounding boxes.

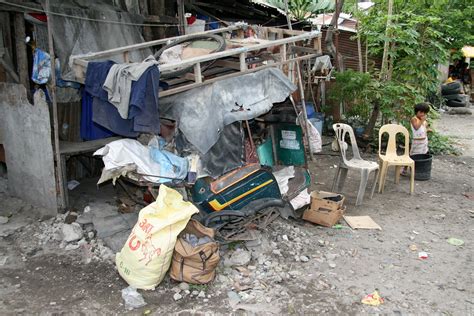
[159,53,319,97]
[73,25,242,62]
[46,0,65,210]
[14,13,30,94]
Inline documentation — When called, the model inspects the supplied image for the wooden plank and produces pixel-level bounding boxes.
[59,137,122,156]
[72,28,321,84]
[46,0,64,210]
[14,13,29,94]
[239,53,247,72]
[73,25,242,62]
[159,53,319,97]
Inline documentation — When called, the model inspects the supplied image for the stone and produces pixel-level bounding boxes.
[179,282,190,291]
[325,253,337,260]
[328,262,336,268]
[61,223,83,243]
[272,249,282,256]
[173,293,183,301]
[282,235,289,241]
[198,291,206,298]
[225,249,251,267]
[65,243,80,251]
[192,290,199,296]
[227,291,241,307]
[300,255,309,262]
[0,216,9,224]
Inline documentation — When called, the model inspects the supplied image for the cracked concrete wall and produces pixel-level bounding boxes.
[0,83,57,213]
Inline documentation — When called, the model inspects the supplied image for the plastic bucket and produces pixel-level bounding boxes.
[309,112,324,136]
[411,154,433,181]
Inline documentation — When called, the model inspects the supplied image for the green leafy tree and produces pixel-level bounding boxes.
[266,0,335,20]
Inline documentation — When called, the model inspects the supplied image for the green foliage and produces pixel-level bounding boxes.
[428,130,461,156]
[266,0,335,20]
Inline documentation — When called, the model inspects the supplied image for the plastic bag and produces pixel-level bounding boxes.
[307,120,322,153]
[116,185,199,289]
[32,48,51,84]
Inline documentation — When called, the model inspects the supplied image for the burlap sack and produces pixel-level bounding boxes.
[170,219,219,284]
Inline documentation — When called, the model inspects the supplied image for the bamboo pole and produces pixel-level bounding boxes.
[46,0,65,210]
[284,0,313,162]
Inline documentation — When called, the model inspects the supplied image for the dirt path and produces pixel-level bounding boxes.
[0,113,473,315]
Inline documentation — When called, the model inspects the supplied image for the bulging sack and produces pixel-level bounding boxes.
[116,185,198,289]
[170,219,220,284]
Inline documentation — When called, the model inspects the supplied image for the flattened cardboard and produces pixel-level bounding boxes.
[343,215,382,230]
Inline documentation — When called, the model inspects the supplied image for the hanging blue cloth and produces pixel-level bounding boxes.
[84,60,161,137]
[80,90,116,141]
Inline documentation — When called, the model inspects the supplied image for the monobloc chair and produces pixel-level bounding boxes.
[377,124,415,194]
[332,123,379,206]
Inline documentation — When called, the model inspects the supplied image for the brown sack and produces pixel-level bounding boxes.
[170,219,220,284]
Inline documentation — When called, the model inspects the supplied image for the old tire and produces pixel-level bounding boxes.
[443,93,465,101]
[441,82,461,95]
[447,99,467,108]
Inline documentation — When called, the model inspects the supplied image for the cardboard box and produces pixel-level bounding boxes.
[310,191,345,212]
[303,206,345,227]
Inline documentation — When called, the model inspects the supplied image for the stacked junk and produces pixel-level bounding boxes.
[69,26,332,293]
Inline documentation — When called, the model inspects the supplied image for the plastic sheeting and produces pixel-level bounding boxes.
[44,0,150,81]
[160,68,297,154]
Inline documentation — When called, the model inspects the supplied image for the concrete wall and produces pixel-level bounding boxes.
[0,83,57,213]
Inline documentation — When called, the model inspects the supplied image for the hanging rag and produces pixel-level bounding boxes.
[103,55,159,119]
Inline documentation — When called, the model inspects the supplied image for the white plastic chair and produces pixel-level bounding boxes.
[332,123,379,206]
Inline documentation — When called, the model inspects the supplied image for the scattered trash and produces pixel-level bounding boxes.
[447,238,464,246]
[343,216,382,230]
[121,286,147,310]
[0,216,9,224]
[412,230,420,235]
[409,244,418,251]
[418,251,429,259]
[332,224,343,229]
[67,180,80,190]
[361,290,384,306]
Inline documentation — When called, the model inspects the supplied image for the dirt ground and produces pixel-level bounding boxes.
[0,112,473,315]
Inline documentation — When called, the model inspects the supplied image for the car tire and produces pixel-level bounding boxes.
[446,99,467,107]
[441,82,462,95]
[443,93,465,101]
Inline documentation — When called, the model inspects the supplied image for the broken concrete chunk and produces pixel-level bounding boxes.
[0,216,9,224]
[61,223,83,243]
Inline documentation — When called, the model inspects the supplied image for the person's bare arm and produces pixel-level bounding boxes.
[411,117,423,130]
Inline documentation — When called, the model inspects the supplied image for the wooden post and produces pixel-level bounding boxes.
[46,0,66,211]
[284,0,313,161]
[239,52,247,72]
[193,63,202,83]
[14,13,30,95]
[177,0,186,35]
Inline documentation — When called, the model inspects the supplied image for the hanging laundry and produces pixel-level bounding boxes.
[103,55,159,119]
[84,60,161,137]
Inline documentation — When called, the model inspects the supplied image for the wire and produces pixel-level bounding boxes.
[2,0,309,30]
[1,1,213,28]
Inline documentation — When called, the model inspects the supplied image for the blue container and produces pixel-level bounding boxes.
[305,102,316,119]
